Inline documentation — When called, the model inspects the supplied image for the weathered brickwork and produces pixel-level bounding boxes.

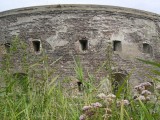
[0,5,160,88]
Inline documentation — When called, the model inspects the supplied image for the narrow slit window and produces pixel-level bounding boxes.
[79,40,88,51]
[77,81,83,91]
[4,43,11,53]
[113,41,122,51]
[32,41,41,53]
[143,43,151,54]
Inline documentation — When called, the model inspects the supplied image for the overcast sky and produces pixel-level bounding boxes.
[0,0,160,14]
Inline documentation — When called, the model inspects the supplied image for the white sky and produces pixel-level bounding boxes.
[0,0,160,14]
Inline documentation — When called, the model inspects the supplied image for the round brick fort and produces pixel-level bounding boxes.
[0,4,160,90]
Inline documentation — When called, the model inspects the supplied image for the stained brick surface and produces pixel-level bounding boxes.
[0,5,160,87]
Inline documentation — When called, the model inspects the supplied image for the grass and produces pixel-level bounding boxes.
[0,37,160,120]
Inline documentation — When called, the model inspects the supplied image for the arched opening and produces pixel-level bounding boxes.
[77,81,83,91]
[13,73,28,80]
[12,73,28,92]
[4,43,11,53]
[32,40,41,53]
[113,40,122,52]
[79,39,88,51]
[143,43,152,54]
[112,72,127,94]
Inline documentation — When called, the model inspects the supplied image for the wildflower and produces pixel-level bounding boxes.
[133,94,138,99]
[103,108,112,119]
[134,85,140,90]
[105,97,113,104]
[134,85,145,94]
[106,93,116,99]
[91,102,102,108]
[97,93,107,99]
[140,82,152,89]
[105,108,112,114]
[135,95,146,101]
[146,96,151,101]
[103,114,111,119]
[121,100,130,106]
[141,90,151,97]
[82,106,92,112]
[117,99,129,106]
[85,110,95,117]
[79,114,86,120]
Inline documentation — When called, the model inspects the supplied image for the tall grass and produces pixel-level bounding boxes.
[0,37,160,120]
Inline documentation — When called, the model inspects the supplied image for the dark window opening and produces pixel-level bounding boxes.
[77,81,83,91]
[32,41,40,52]
[113,41,122,51]
[13,73,28,92]
[112,73,127,94]
[4,43,11,53]
[143,43,151,54]
[79,40,88,51]
[13,73,28,80]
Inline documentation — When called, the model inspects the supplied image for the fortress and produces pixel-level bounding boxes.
[0,4,160,91]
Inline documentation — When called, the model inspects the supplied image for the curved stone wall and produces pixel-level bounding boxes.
[0,4,160,87]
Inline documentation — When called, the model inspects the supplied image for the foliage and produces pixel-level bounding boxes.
[0,37,160,120]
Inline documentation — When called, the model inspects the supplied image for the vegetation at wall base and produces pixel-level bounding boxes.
[0,37,160,120]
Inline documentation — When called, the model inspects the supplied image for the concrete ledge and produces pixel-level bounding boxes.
[0,4,160,20]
